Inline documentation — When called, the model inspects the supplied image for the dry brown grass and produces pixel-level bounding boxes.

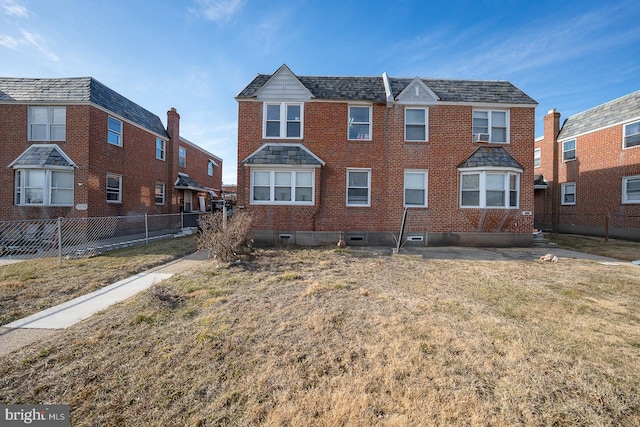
[1,247,639,426]
[547,233,640,261]
[0,236,197,325]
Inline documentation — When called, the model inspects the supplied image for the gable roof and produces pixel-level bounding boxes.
[0,77,168,137]
[242,143,325,166]
[458,146,523,170]
[174,173,218,196]
[558,90,640,140]
[9,144,76,168]
[237,66,536,105]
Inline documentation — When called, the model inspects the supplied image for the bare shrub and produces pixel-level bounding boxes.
[197,212,253,262]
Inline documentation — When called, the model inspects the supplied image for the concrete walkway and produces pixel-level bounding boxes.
[0,250,209,357]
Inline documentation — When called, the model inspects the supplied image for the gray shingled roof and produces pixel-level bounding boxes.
[243,144,325,166]
[458,146,523,169]
[0,77,168,137]
[558,90,640,140]
[9,145,76,168]
[237,72,536,105]
[174,174,217,196]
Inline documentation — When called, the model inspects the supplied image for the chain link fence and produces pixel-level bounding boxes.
[0,213,202,263]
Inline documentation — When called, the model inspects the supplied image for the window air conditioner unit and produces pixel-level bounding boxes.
[473,133,490,142]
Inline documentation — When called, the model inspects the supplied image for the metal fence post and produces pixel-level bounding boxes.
[145,213,149,245]
[181,211,184,230]
[57,217,63,263]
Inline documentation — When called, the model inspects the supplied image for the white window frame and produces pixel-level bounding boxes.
[405,107,428,142]
[106,173,122,203]
[472,109,510,143]
[346,168,371,207]
[534,148,541,168]
[562,139,576,161]
[263,103,303,139]
[14,168,74,206]
[28,106,66,141]
[348,105,372,141]
[404,170,428,207]
[156,138,166,160]
[155,182,165,205]
[459,169,520,208]
[561,182,576,205]
[178,146,186,168]
[208,161,214,176]
[623,120,640,149]
[250,169,315,205]
[108,116,123,146]
[622,175,640,204]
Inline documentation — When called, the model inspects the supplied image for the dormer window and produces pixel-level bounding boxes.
[264,103,303,139]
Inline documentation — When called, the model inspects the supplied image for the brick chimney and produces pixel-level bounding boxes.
[543,108,561,143]
[167,107,180,141]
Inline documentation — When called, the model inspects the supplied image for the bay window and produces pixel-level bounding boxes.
[460,170,520,208]
[251,169,314,204]
[14,169,74,206]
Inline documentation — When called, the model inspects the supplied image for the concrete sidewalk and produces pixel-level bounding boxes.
[0,250,209,357]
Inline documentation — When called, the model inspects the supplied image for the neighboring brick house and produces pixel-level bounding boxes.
[0,77,222,221]
[236,65,537,247]
[534,90,640,240]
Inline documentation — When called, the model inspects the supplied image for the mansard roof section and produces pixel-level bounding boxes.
[395,77,440,104]
[8,144,77,169]
[243,143,325,166]
[253,64,313,101]
[0,77,168,138]
[458,146,523,170]
[558,89,640,140]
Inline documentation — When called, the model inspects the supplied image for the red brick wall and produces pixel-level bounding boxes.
[237,100,535,236]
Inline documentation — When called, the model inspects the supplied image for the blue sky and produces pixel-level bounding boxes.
[1,0,639,185]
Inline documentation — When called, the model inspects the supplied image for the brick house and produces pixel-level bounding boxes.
[0,77,222,221]
[534,90,640,240]
[236,65,537,247]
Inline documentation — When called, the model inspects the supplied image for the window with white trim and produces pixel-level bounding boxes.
[561,182,576,205]
[623,176,640,203]
[156,138,166,160]
[348,105,371,140]
[534,148,541,168]
[405,108,428,142]
[347,169,371,206]
[460,170,520,208]
[624,120,640,148]
[264,103,303,138]
[208,161,214,176]
[472,110,509,143]
[106,174,122,203]
[155,183,165,205]
[404,170,428,207]
[178,147,186,168]
[28,106,66,141]
[251,169,314,204]
[108,116,122,146]
[562,139,576,161]
[14,169,74,206]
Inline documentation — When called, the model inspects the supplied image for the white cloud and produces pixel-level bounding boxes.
[0,34,19,49]
[0,0,29,17]
[0,28,59,62]
[192,0,245,23]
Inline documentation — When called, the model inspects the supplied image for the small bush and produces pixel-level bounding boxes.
[197,212,253,262]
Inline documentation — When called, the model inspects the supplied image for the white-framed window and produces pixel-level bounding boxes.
[106,173,122,203]
[623,120,640,149]
[208,161,214,176]
[534,148,541,168]
[562,139,576,161]
[404,170,428,207]
[405,108,428,142]
[460,170,520,208]
[14,169,74,206]
[263,103,303,139]
[472,110,509,143]
[178,147,186,168]
[561,182,576,205]
[622,176,640,204]
[108,116,122,146]
[347,168,371,206]
[251,169,314,205]
[28,106,66,141]
[156,138,166,160]
[348,105,371,140]
[155,183,165,205]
